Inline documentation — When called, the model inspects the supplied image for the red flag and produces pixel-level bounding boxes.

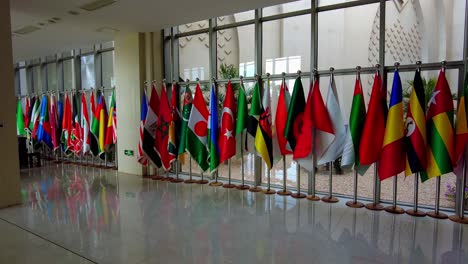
[168,83,180,160]
[155,84,172,171]
[24,97,31,129]
[293,80,334,171]
[219,81,237,163]
[360,73,387,165]
[49,95,59,151]
[275,80,292,155]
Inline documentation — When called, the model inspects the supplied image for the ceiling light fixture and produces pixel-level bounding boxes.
[79,0,117,11]
[14,25,40,35]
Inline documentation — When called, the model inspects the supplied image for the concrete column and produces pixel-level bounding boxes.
[0,0,21,208]
[114,31,164,175]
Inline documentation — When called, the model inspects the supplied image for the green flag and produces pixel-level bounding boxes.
[187,84,210,171]
[235,84,248,136]
[284,77,306,152]
[16,99,25,136]
[341,75,367,171]
[178,84,193,156]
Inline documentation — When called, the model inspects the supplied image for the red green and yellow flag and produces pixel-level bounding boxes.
[454,73,468,173]
[421,70,454,181]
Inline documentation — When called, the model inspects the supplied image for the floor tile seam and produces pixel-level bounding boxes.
[0,216,98,264]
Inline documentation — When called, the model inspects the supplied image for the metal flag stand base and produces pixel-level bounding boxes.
[427,177,448,219]
[263,169,276,195]
[184,157,197,183]
[151,167,165,180]
[365,164,384,211]
[291,164,306,199]
[277,156,292,196]
[385,175,405,214]
[209,171,223,187]
[223,159,236,188]
[406,173,426,217]
[197,171,209,184]
[171,159,184,183]
[322,162,339,203]
[346,170,364,208]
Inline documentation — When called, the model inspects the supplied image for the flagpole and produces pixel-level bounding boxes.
[185,156,196,184]
[236,132,250,190]
[263,169,275,194]
[322,161,339,203]
[385,174,405,214]
[346,169,364,208]
[277,155,291,195]
[198,171,208,184]
[223,159,236,188]
[406,172,426,216]
[365,163,384,210]
[172,159,184,183]
[449,159,468,223]
[427,177,448,219]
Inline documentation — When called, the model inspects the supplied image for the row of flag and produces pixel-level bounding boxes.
[138,68,468,183]
[16,90,117,159]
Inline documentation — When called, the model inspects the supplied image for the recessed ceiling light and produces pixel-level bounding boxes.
[79,0,117,11]
[96,27,120,33]
[14,25,40,35]
[68,10,80,15]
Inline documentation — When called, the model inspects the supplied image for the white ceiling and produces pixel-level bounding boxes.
[10,0,293,62]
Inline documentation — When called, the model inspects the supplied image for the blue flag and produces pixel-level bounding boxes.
[37,95,53,149]
[208,84,220,172]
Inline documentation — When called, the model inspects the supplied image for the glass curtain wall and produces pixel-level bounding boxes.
[167,0,468,211]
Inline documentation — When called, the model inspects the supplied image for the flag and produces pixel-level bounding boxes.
[178,84,193,158]
[341,75,367,169]
[23,97,30,130]
[62,93,72,153]
[219,81,236,163]
[37,95,53,149]
[186,84,210,171]
[284,77,306,152]
[90,92,100,157]
[168,83,180,161]
[208,84,220,173]
[454,73,468,174]
[104,91,116,151]
[379,70,405,180]
[421,70,455,181]
[255,79,274,169]
[137,90,149,166]
[71,93,82,154]
[405,70,427,176]
[318,74,345,165]
[98,95,108,158]
[275,80,292,155]
[16,99,26,136]
[81,93,90,155]
[293,79,334,171]
[30,96,41,140]
[359,73,387,165]
[25,96,35,131]
[143,85,162,168]
[246,81,262,153]
[155,84,173,171]
[235,82,248,157]
[49,95,59,151]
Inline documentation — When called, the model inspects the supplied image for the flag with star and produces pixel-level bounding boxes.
[219,81,236,163]
[421,70,455,181]
[178,84,193,162]
[155,84,173,171]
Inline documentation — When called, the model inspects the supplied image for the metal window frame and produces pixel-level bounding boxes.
[164,0,468,213]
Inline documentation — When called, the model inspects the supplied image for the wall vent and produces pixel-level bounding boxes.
[79,0,117,11]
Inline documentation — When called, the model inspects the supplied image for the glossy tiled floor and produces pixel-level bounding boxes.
[1,163,467,264]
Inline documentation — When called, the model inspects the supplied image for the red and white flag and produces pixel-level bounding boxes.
[219,81,237,163]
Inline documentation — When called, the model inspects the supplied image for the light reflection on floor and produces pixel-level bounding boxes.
[0,163,467,264]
